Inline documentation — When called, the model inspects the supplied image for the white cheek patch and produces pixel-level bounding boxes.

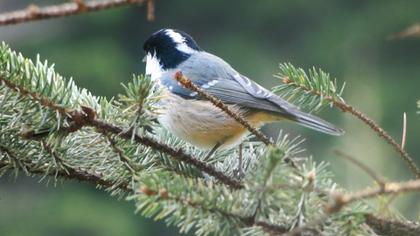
[145,53,164,80]
[176,43,196,54]
[165,29,196,54]
[165,29,185,44]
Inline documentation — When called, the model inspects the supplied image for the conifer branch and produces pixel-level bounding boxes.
[365,214,420,236]
[0,72,242,189]
[275,64,420,179]
[4,140,419,236]
[0,144,130,191]
[88,118,243,189]
[137,185,291,235]
[0,0,151,26]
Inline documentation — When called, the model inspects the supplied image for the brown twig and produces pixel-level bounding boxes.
[334,150,386,188]
[281,79,420,179]
[333,100,420,179]
[387,23,420,40]
[174,71,274,146]
[146,0,155,21]
[325,179,420,214]
[0,0,149,26]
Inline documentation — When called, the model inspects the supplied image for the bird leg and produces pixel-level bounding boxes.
[234,143,245,178]
[204,142,221,160]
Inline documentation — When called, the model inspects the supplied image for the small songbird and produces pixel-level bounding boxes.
[143,29,343,157]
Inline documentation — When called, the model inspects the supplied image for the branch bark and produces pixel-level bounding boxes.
[0,0,151,26]
[326,179,420,214]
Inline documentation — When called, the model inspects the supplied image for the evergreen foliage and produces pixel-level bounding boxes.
[273,63,345,113]
[1,42,419,236]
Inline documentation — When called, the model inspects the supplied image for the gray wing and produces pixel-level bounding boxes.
[160,52,295,115]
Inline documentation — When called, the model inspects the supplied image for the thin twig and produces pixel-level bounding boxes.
[401,112,407,150]
[40,140,72,174]
[325,179,420,214]
[146,0,155,21]
[281,79,420,179]
[387,23,420,40]
[101,131,142,173]
[174,71,274,146]
[333,101,420,179]
[0,0,148,26]
[334,150,386,188]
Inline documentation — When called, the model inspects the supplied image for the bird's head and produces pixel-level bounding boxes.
[143,29,201,75]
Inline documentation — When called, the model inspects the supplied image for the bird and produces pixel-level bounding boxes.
[143,28,343,160]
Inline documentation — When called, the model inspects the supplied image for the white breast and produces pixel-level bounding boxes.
[145,53,164,81]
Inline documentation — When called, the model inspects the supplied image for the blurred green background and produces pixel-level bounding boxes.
[1,0,420,235]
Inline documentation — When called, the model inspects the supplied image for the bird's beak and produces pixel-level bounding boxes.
[142,55,147,62]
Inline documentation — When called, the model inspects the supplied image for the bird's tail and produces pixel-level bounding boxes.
[287,110,344,136]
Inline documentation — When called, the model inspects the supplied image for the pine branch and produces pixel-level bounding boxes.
[275,63,420,179]
[88,117,244,189]
[365,214,420,236]
[0,0,153,26]
[3,141,419,236]
[0,72,242,189]
[0,144,130,191]
[136,185,290,235]
[0,43,242,189]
